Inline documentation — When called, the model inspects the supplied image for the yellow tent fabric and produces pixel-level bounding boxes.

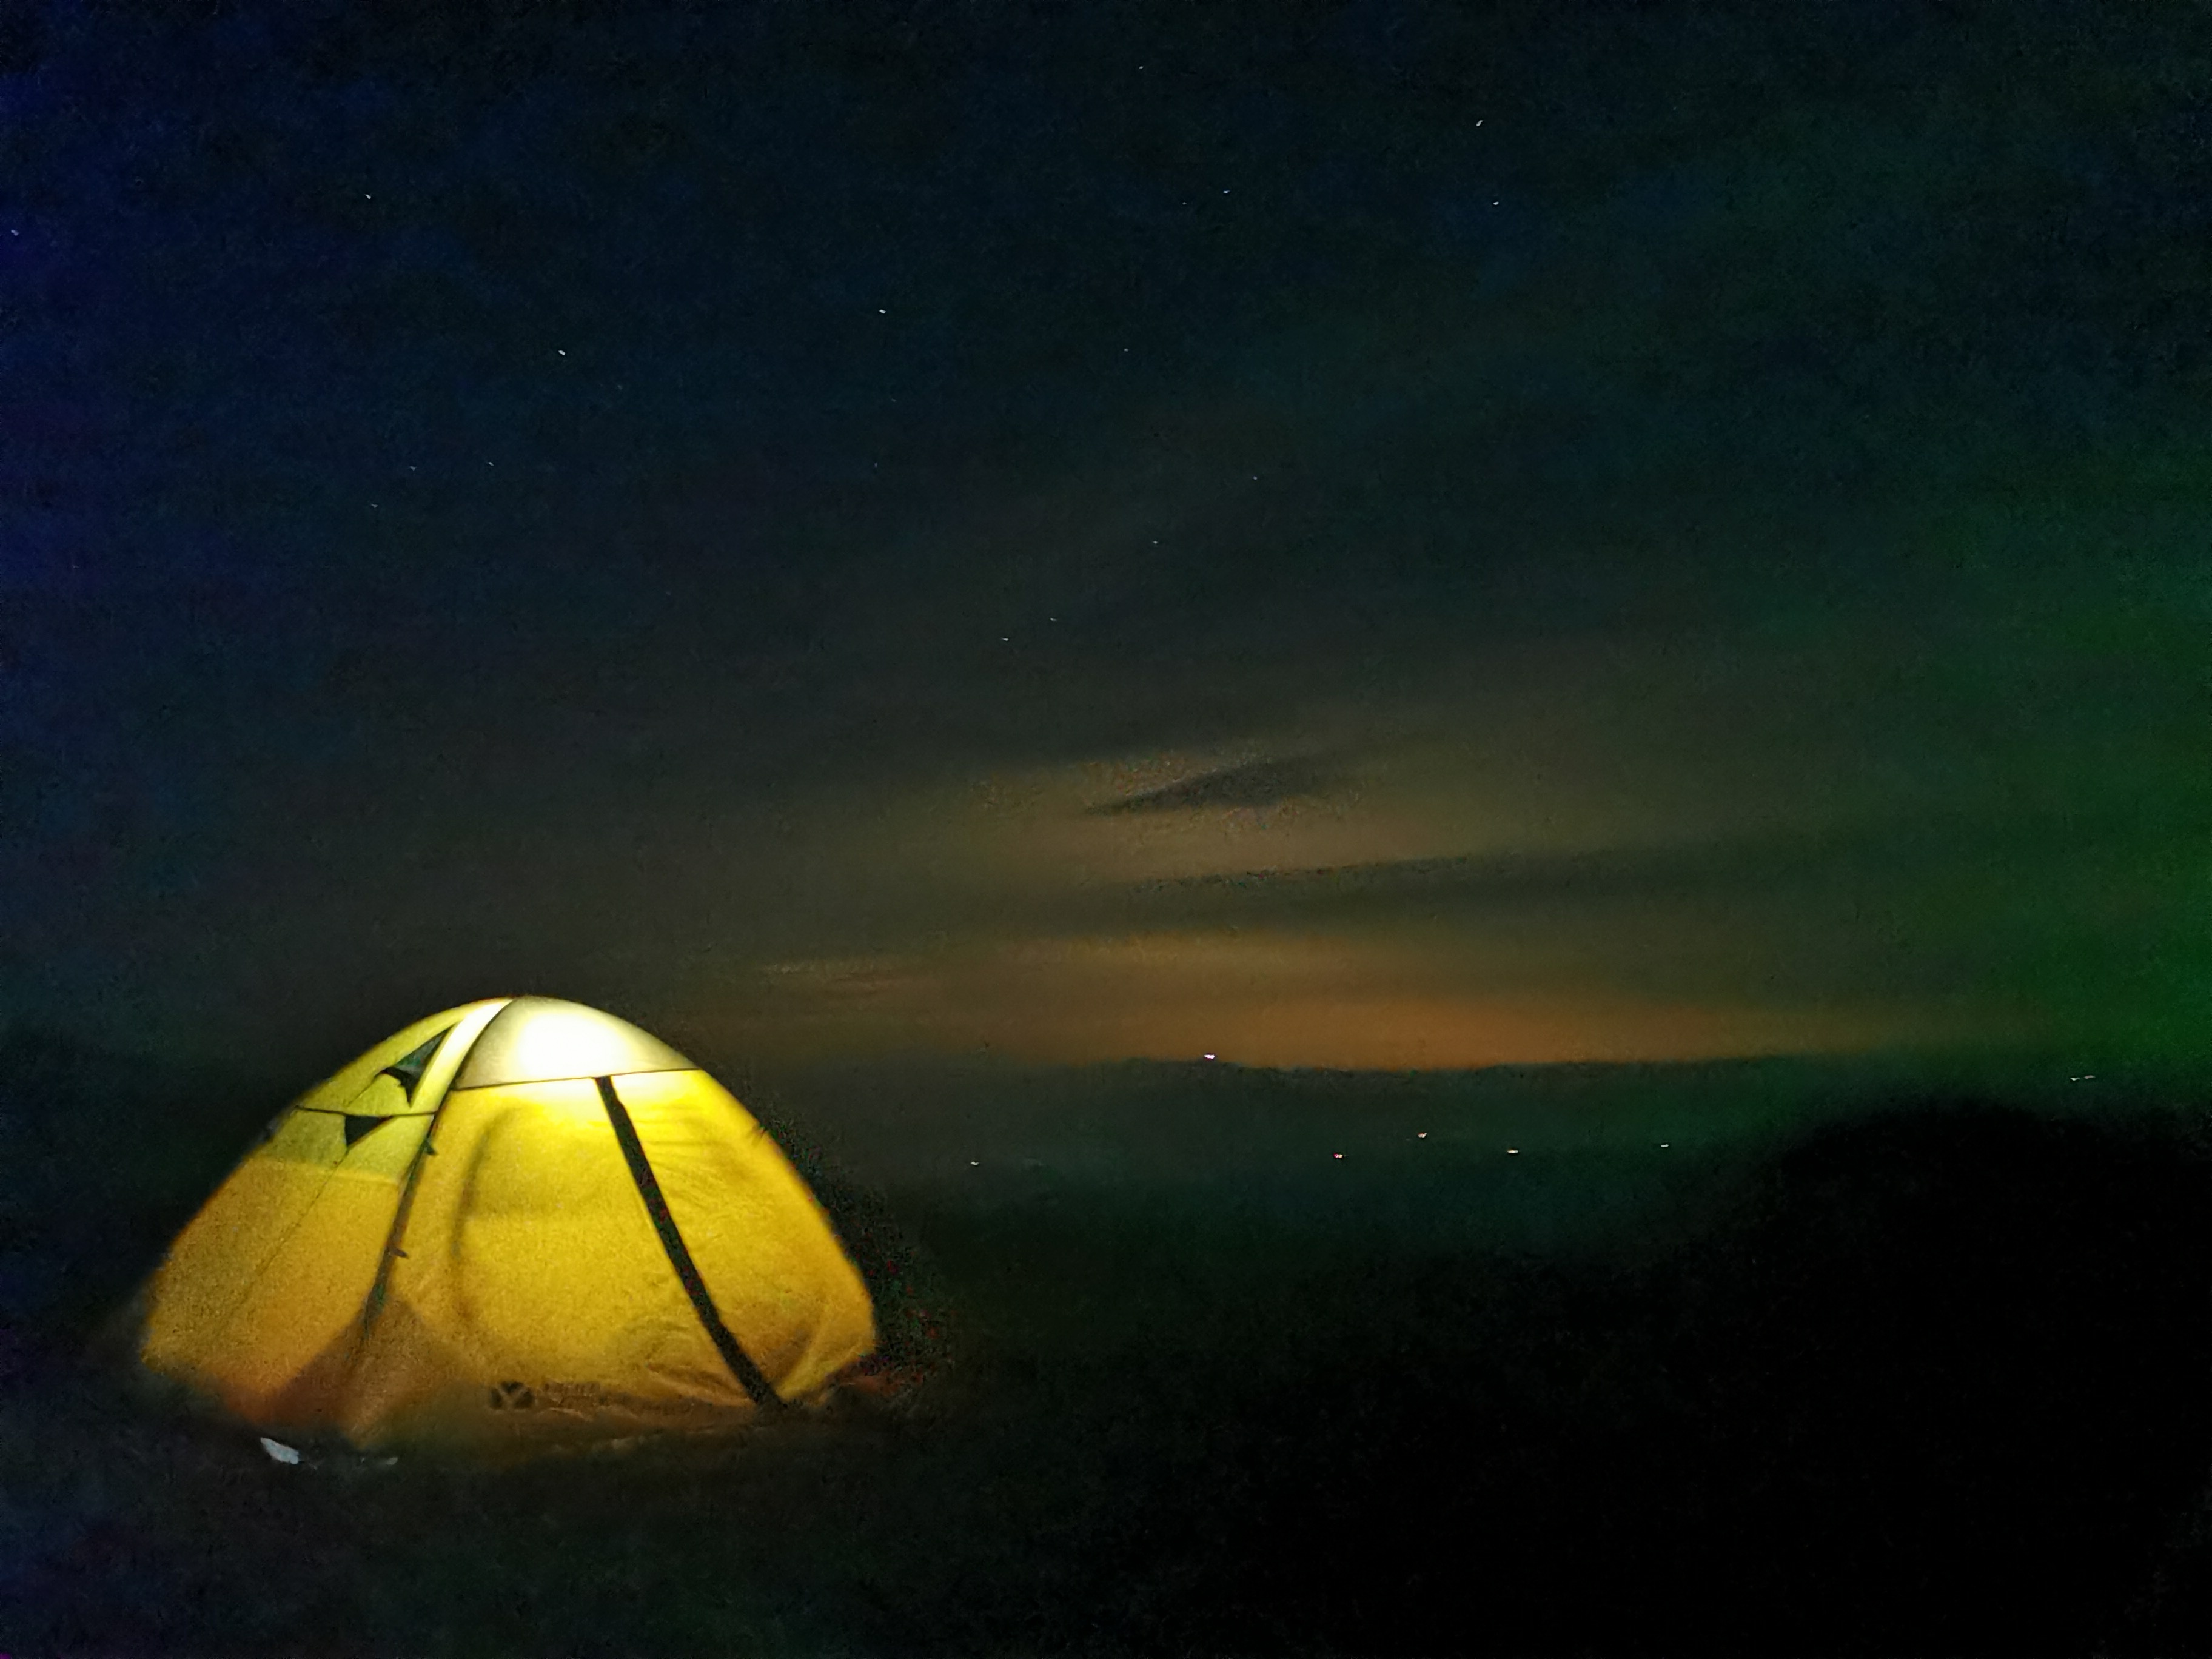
[136,997,878,1451]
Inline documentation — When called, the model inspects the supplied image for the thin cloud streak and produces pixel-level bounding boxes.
[1086,754,1348,816]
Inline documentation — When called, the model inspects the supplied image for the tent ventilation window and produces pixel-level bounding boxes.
[380,1027,453,1101]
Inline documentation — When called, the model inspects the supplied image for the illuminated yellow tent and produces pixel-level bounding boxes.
[134,997,878,1451]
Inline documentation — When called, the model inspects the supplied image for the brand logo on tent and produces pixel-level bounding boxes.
[538,1379,610,1408]
[486,1378,614,1410]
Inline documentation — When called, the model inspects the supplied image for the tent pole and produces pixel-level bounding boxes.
[597,1074,786,1411]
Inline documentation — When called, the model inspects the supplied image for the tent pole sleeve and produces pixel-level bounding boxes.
[355,1088,451,1345]
[596,1074,785,1410]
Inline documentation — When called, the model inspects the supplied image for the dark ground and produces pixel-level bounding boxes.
[6,1036,2212,1657]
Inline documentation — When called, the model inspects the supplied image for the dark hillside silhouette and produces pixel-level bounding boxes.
[6,1039,2212,1657]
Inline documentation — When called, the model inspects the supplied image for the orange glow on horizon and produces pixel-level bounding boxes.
[692,933,1957,1070]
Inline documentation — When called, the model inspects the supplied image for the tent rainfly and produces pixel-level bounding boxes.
[133,997,878,1450]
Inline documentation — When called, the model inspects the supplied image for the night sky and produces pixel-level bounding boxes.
[7,1,2205,1081]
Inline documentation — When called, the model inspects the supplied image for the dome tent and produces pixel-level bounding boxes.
[134,997,879,1452]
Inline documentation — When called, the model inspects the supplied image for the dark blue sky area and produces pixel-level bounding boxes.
[5,1,2205,1075]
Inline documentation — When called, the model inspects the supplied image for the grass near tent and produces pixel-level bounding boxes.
[7,1038,2212,1656]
